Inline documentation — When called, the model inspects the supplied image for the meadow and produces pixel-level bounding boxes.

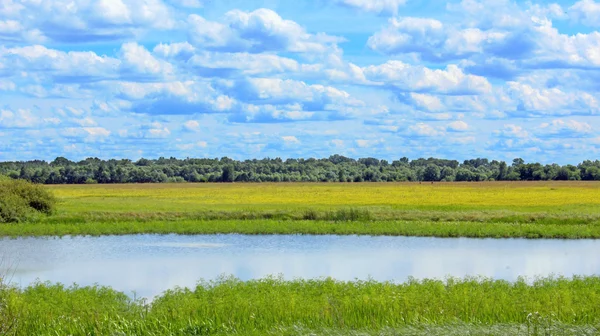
[1,276,600,335]
[1,181,598,238]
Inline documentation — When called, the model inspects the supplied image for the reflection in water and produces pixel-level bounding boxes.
[1,234,599,299]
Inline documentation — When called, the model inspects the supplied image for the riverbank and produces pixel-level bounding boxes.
[2,219,600,238]
[1,276,599,335]
[2,182,598,238]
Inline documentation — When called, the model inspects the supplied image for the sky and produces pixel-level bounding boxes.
[1,0,600,164]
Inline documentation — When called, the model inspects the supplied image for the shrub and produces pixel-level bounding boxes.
[0,179,56,223]
[326,208,372,221]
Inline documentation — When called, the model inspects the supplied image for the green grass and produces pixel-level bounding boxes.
[2,181,600,237]
[2,219,600,238]
[2,276,600,335]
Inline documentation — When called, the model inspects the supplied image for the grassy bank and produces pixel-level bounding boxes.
[2,219,600,238]
[1,276,600,335]
[2,181,599,237]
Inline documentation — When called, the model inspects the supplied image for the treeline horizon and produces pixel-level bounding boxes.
[0,155,599,184]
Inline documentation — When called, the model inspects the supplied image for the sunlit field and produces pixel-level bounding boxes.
[1,181,599,237]
[47,181,600,212]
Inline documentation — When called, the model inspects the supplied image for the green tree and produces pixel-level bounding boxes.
[423,164,441,182]
[221,165,235,183]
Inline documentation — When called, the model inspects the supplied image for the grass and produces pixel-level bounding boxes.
[1,276,600,335]
[3,219,600,238]
[0,181,599,238]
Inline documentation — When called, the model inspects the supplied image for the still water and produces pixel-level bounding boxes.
[1,234,599,298]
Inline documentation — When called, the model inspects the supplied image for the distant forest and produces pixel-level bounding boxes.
[1,156,599,184]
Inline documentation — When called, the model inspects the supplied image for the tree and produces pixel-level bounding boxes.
[497,161,507,180]
[423,164,441,182]
[512,158,525,166]
[221,165,235,183]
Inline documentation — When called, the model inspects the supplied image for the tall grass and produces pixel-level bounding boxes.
[1,276,600,335]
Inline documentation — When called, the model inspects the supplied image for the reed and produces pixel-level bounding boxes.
[2,276,600,335]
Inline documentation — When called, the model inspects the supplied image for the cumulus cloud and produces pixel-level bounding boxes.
[367,16,521,62]
[223,78,359,111]
[2,1,600,162]
[0,108,39,128]
[569,0,600,27]
[0,45,119,82]
[117,81,235,115]
[362,61,491,95]
[188,9,343,53]
[493,124,530,138]
[186,51,301,77]
[119,43,173,79]
[335,0,406,15]
[228,103,319,123]
[356,138,384,148]
[0,0,175,43]
[408,123,443,137]
[537,119,594,138]
[447,121,469,132]
[183,120,201,132]
[282,135,300,144]
[507,82,600,116]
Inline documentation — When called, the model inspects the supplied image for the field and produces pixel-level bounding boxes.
[2,276,600,335]
[1,181,599,238]
[2,182,600,335]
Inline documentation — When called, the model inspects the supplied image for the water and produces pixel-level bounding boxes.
[1,234,599,299]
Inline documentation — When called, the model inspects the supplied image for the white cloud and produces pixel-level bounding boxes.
[0,79,15,91]
[282,136,300,144]
[119,42,173,78]
[569,0,600,27]
[493,124,530,138]
[448,136,476,144]
[537,119,594,138]
[408,123,443,137]
[447,121,469,132]
[176,141,208,150]
[94,0,132,25]
[0,0,175,43]
[0,109,39,128]
[227,78,359,110]
[230,103,317,123]
[153,42,196,60]
[187,52,300,76]
[188,9,343,53]
[170,0,203,8]
[62,127,111,141]
[0,45,119,81]
[507,82,600,115]
[330,139,345,147]
[335,0,406,15]
[356,139,384,148]
[117,81,235,114]
[147,124,171,138]
[183,120,201,132]
[406,93,444,111]
[363,61,491,94]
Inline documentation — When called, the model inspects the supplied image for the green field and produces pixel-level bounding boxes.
[1,181,599,238]
[2,276,600,335]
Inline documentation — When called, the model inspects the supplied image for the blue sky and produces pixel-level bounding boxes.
[1,0,599,164]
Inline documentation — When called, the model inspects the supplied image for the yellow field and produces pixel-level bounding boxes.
[2,181,597,238]
[47,181,600,214]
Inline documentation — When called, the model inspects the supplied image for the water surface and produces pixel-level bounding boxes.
[1,234,599,298]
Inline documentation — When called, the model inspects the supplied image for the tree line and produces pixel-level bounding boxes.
[0,156,599,184]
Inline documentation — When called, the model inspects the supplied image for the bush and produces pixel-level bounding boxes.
[0,179,56,223]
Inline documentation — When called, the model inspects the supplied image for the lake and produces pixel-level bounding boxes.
[1,234,599,299]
